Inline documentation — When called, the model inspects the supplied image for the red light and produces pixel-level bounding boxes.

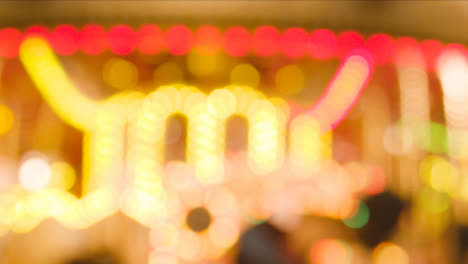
[281,27,309,58]
[0,28,22,58]
[24,25,49,39]
[108,25,137,55]
[395,37,422,67]
[337,31,365,58]
[165,25,194,55]
[309,29,337,60]
[420,40,443,71]
[224,26,251,57]
[50,25,80,56]
[136,24,165,55]
[80,24,108,55]
[252,25,280,57]
[194,25,222,55]
[366,33,395,65]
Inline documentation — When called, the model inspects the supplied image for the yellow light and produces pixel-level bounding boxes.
[230,64,260,88]
[290,115,332,177]
[0,104,14,135]
[103,57,138,90]
[154,62,184,85]
[19,37,100,131]
[49,161,76,191]
[275,64,305,95]
[19,155,51,191]
[187,50,224,77]
[373,242,409,264]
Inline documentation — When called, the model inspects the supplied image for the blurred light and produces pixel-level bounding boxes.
[366,33,395,64]
[136,24,165,55]
[363,165,387,195]
[50,25,80,56]
[0,28,22,58]
[108,25,137,55]
[20,37,100,130]
[252,25,280,57]
[420,155,459,194]
[166,25,194,55]
[342,201,369,229]
[24,25,49,39]
[275,64,305,95]
[309,29,337,60]
[373,242,409,264]
[307,51,372,132]
[19,155,51,191]
[418,187,451,214]
[224,26,251,57]
[281,27,309,58]
[395,37,422,67]
[49,161,76,191]
[420,39,443,71]
[103,57,138,90]
[153,62,184,84]
[310,239,352,264]
[187,50,219,77]
[80,24,108,55]
[382,124,414,155]
[194,25,222,55]
[437,48,468,102]
[230,63,260,88]
[0,104,14,135]
[337,31,365,58]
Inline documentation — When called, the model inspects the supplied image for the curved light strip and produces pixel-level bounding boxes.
[289,49,374,133]
[19,37,100,131]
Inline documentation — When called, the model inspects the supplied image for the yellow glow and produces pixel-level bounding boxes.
[103,57,138,90]
[230,64,260,88]
[290,115,332,177]
[19,155,51,191]
[187,50,222,77]
[20,37,100,131]
[275,64,305,95]
[49,161,76,191]
[373,242,409,264]
[0,104,14,135]
[154,62,184,85]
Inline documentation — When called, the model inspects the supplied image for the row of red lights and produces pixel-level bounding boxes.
[0,24,463,70]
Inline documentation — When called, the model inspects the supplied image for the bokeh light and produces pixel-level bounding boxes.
[342,201,369,229]
[19,154,51,191]
[103,57,138,90]
[373,242,409,264]
[310,239,352,264]
[0,104,14,135]
[49,161,76,191]
[230,63,260,88]
[274,64,305,95]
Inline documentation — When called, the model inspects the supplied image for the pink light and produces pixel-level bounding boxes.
[420,39,443,71]
[366,33,395,65]
[337,31,365,58]
[0,28,22,58]
[50,25,80,56]
[309,29,337,60]
[281,27,309,58]
[252,25,280,57]
[108,25,137,55]
[194,25,222,55]
[136,24,165,55]
[224,26,251,57]
[80,24,108,55]
[165,25,194,55]
[289,49,373,132]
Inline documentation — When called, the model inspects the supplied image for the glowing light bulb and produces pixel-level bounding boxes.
[19,156,51,191]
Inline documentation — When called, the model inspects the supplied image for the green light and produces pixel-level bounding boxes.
[343,201,369,229]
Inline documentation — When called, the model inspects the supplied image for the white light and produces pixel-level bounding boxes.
[19,157,51,191]
[437,51,468,102]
